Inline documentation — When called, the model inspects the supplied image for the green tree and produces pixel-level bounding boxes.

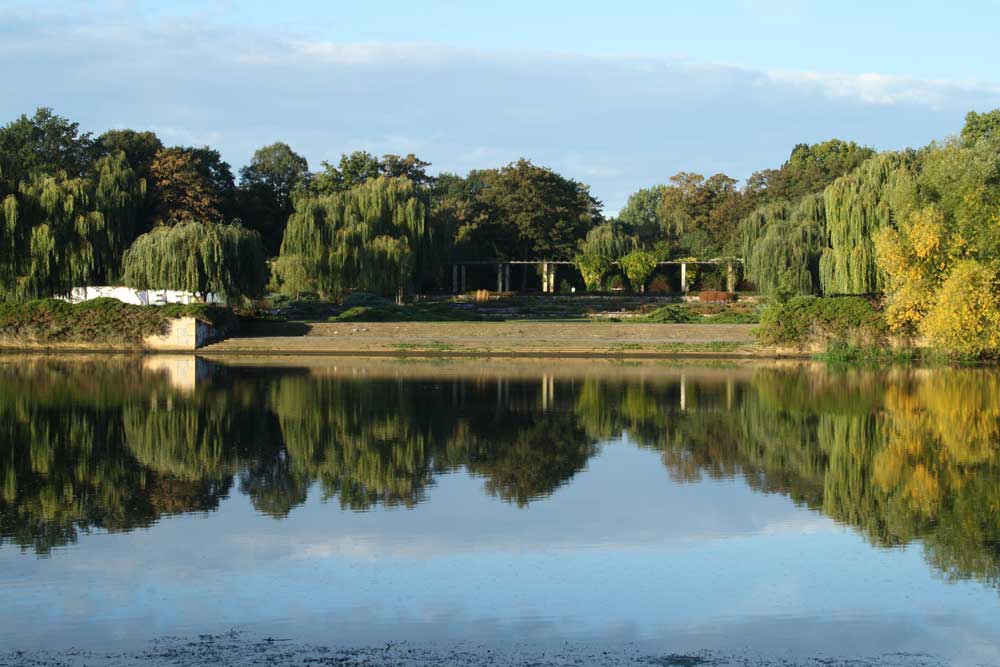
[122,220,267,302]
[96,129,163,179]
[657,172,752,257]
[820,152,912,295]
[960,109,1000,146]
[237,142,310,256]
[740,194,826,297]
[275,177,434,298]
[474,159,602,262]
[619,249,658,292]
[749,139,876,204]
[0,108,96,182]
[617,185,667,245]
[0,152,144,298]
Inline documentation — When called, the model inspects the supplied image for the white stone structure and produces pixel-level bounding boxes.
[63,286,224,306]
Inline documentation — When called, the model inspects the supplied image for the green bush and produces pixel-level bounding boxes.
[0,298,235,344]
[642,304,697,323]
[342,292,394,309]
[754,296,886,349]
[703,309,761,324]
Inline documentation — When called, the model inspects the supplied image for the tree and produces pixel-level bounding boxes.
[619,249,657,292]
[616,185,667,244]
[148,148,226,224]
[821,152,913,295]
[574,222,637,290]
[740,194,826,297]
[0,152,144,298]
[0,108,96,182]
[122,220,267,303]
[473,159,602,262]
[96,129,163,178]
[875,136,1000,355]
[750,139,876,204]
[237,142,310,256]
[656,172,752,258]
[960,109,1000,147]
[275,177,433,299]
[380,153,433,188]
[311,151,433,197]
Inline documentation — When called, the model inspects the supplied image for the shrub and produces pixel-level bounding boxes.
[698,290,734,303]
[642,304,697,323]
[0,298,235,344]
[918,260,1000,357]
[754,296,886,349]
[604,274,626,291]
[619,250,657,292]
[648,274,671,294]
[342,292,394,309]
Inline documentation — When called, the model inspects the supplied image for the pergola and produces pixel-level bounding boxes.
[450,258,742,294]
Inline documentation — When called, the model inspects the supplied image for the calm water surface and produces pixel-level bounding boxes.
[0,356,998,664]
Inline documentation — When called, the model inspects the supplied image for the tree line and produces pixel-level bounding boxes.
[2,107,998,318]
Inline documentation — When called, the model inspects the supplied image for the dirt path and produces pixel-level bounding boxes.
[201,321,760,357]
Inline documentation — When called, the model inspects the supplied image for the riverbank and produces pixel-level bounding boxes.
[199,321,768,357]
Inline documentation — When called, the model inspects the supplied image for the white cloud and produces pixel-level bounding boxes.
[3,6,1000,211]
[764,69,1000,107]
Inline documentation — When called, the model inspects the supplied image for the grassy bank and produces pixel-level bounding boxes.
[0,298,235,346]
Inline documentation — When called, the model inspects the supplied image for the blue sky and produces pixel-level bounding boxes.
[3,1,1000,211]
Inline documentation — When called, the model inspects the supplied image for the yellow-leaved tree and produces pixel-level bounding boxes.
[875,126,1000,356]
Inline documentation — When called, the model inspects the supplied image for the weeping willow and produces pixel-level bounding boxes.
[820,152,911,295]
[122,220,266,302]
[574,222,637,290]
[739,194,826,296]
[275,176,430,299]
[0,151,144,300]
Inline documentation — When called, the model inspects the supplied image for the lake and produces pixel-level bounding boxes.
[0,356,998,666]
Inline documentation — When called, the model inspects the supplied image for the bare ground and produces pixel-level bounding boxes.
[201,322,761,357]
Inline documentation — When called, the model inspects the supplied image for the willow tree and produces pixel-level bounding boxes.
[820,152,911,295]
[574,222,637,290]
[739,194,826,297]
[275,176,431,299]
[0,151,144,299]
[122,220,266,303]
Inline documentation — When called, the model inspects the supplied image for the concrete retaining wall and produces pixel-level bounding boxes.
[143,318,219,351]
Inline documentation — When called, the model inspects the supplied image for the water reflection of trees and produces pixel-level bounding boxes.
[0,360,997,589]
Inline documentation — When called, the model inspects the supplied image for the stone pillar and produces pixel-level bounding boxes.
[726,262,735,294]
[452,264,459,293]
[504,264,511,292]
[497,264,503,292]
[461,265,467,292]
[679,373,687,412]
[541,263,549,293]
[548,265,556,293]
[680,263,688,294]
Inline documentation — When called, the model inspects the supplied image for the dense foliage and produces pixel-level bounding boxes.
[274,177,435,299]
[0,297,234,344]
[123,220,266,302]
[754,296,887,349]
[4,105,1000,346]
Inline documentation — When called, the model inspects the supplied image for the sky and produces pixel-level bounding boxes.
[3,0,1000,212]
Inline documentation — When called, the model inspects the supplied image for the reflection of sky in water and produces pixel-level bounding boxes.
[1,440,998,664]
